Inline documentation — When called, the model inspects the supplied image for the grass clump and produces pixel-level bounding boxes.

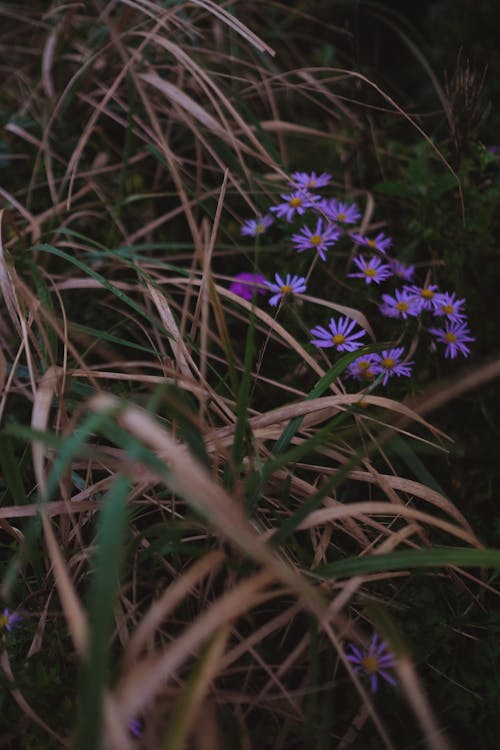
[1,2,499,749]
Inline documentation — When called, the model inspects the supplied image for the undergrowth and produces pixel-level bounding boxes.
[1,2,499,749]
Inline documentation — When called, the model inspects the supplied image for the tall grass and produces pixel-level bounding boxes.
[1,2,499,748]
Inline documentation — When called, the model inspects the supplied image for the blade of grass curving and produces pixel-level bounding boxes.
[246,361,385,515]
[1,409,123,596]
[28,260,58,361]
[246,408,353,516]
[314,547,500,581]
[269,434,378,547]
[272,346,385,457]
[390,434,446,495]
[75,475,130,750]
[33,244,171,338]
[69,322,158,356]
[161,625,230,750]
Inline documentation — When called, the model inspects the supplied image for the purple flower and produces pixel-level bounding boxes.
[379,289,421,319]
[128,719,142,738]
[289,171,332,189]
[229,272,267,301]
[320,198,361,225]
[265,272,307,307]
[432,291,467,322]
[0,608,22,632]
[291,218,340,261]
[350,231,393,254]
[403,283,439,311]
[348,255,393,285]
[428,320,474,359]
[310,316,366,352]
[241,214,274,237]
[270,191,321,222]
[346,633,397,693]
[372,348,414,385]
[347,354,379,383]
[388,258,415,281]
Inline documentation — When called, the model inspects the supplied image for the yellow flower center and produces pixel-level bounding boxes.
[362,370,375,382]
[442,304,454,314]
[281,284,292,295]
[444,332,457,343]
[337,212,346,222]
[254,223,265,234]
[0,614,9,628]
[361,655,379,674]
[367,239,376,247]
[364,268,377,277]
[309,234,323,246]
[396,302,408,311]
[306,179,316,187]
[358,360,370,370]
[289,197,302,208]
[381,357,395,370]
[420,288,435,300]
[332,334,346,345]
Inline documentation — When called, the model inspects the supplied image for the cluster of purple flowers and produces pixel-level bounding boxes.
[376,284,473,359]
[232,169,474,386]
[348,348,414,385]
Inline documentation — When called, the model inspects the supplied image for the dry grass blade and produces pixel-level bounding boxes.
[161,623,231,750]
[123,549,225,668]
[395,655,454,750]
[0,650,67,745]
[115,571,276,725]
[297,501,480,548]
[87,393,327,615]
[0,209,23,336]
[189,0,276,55]
[31,365,89,656]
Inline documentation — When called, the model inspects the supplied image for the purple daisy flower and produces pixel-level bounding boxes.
[346,633,397,693]
[310,316,366,352]
[388,258,415,281]
[289,171,332,189]
[229,272,267,301]
[347,354,379,383]
[432,291,467,322]
[128,719,142,738]
[270,191,321,222]
[265,272,307,307]
[319,198,361,225]
[403,283,439,311]
[291,218,340,261]
[379,289,421,319]
[240,214,274,237]
[350,231,393,254]
[372,348,414,385]
[428,320,474,359]
[348,255,393,285]
[0,608,22,632]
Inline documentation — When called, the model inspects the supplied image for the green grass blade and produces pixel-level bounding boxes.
[314,547,500,581]
[75,475,130,750]
[33,244,171,339]
[272,347,379,457]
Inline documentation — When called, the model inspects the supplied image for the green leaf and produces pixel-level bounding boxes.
[314,547,500,581]
[75,475,130,750]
